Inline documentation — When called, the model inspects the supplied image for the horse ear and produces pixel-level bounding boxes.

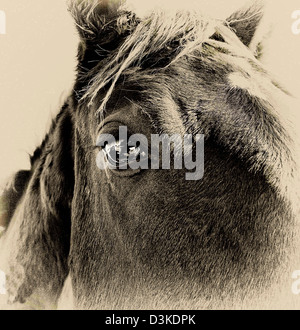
[226,1,265,51]
[69,0,138,79]
[0,103,74,309]
[68,0,125,42]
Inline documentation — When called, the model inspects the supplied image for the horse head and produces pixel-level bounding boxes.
[0,0,299,309]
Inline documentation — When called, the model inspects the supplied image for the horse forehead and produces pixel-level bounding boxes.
[86,42,264,136]
[91,79,188,136]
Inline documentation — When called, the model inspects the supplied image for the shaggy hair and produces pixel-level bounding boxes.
[69,0,300,212]
[1,0,299,310]
[69,0,263,111]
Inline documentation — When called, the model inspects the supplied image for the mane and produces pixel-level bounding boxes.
[30,102,71,166]
[69,2,246,112]
[1,1,300,310]
[69,1,300,216]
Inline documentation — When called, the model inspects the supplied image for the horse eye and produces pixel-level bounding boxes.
[103,140,141,169]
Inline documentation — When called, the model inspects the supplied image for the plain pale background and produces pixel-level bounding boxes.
[0,0,300,188]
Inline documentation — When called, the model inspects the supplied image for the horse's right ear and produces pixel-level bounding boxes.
[68,0,138,67]
[226,1,264,47]
[225,1,270,59]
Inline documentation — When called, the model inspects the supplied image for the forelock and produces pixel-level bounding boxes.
[77,9,223,111]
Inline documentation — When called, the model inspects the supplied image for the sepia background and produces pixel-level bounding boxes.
[0,0,299,188]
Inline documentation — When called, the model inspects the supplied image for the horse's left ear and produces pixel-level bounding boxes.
[226,1,266,57]
[69,0,138,67]
[68,0,125,43]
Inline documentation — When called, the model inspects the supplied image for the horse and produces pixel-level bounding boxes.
[0,0,299,309]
